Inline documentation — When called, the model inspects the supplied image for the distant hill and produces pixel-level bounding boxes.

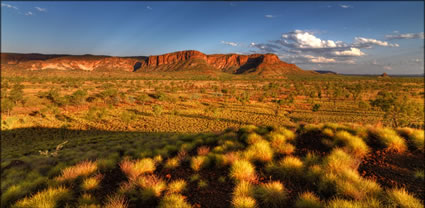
[1,50,316,77]
[314,70,337,75]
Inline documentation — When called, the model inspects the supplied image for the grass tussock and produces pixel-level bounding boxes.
[398,127,424,152]
[385,188,423,208]
[272,156,303,179]
[233,180,255,197]
[104,195,128,208]
[12,186,71,208]
[244,140,274,162]
[81,174,103,191]
[232,196,257,208]
[197,146,211,156]
[120,158,156,181]
[136,174,167,199]
[254,181,287,208]
[167,179,187,194]
[333,131,369,158]
[164,157,180,169]
[158,194,192,208]
[190,155,210,171]
[294,192,322,208]
[230,160,257,182]
[371,128,407,153]
[56,160,98,182]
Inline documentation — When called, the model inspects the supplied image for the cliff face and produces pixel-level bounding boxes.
[1,50,312,76]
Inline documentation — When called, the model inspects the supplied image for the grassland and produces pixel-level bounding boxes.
[1,71,424,207]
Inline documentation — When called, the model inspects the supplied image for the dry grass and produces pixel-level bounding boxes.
[197,146,211,156]
[104,195,128,208]
[120,158,156,181]
[190,155,210,171]
[254,181,287,208]
[385,188,423,208]
[371,128,407,153]
[56,160,98,182]
[136,174,167,199]
[158,194,192,208]
[333,130,369,158]
[230,159,257,182]
[81,174,103,191]
[233,181,255,197]
[12,186,71,208]
[232,196,257,208]
[294,192,322,208]
[244,140,274,162]
[167,179,187,194]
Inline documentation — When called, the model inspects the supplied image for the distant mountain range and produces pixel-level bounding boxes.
[1,50,316,77]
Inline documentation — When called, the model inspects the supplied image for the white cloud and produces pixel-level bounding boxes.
[221,41,238,47]
[304,55,336,63]
[385,32,424,40]
[265,14,274,18]
[353,37,399,48]
[35,7,47,12]
[25,11,33,16]
[250,42,281,53]
[1,3,18,10]
[340,5,352,9]
[332,47,365,56]
[280,30,346,49]
[146,6,152,10]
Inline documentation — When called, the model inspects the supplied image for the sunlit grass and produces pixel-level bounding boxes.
[254,181,287,208]
[55,160,98,182]
[12,186,71,208]
[120,158,156,181]
[230,159,256,182]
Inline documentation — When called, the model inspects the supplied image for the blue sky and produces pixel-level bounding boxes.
[1,1,424,74]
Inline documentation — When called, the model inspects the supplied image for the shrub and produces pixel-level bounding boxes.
[371,128,407,153]
[167,179,187,194]
[120,158,156,181]
[190,156,210,171]
[385,188,423,208]
[244,140,274,162]
[333,131,369,158]
[56,160,98,182]
[294,192,322,208]
[12,186,71,208]
[158,194,192,208]
[232,196,256,208]
[137,174,167,199]
[254,181,287,208]
[230,160,256,182]
[104,195,128,208]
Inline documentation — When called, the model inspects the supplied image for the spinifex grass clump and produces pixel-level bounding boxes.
[268,131,296,155]
[104,195,128,208]
[232,196,257,208]
[136,174,167,200]
[244,140,274,162]
[385,188,423,208]
[397,127,424,152]
[190,155,210,171]
[294,192,322,208]
[166,179,187,194]
[56,160,98,182]
[370,128,407,152]
[120,158,156,181]
[254,181,287,208]
[268,156,304,180]
[158,194,192,208]
[333,130,369,158]
[230,159,257,182]
[12,186,72,208]
[81,174,103,191]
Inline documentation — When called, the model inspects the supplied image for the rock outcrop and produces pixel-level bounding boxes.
[1,50,314,76]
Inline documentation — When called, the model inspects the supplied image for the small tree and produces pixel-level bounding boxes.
[1,98,15,116]
[9,83,24,105]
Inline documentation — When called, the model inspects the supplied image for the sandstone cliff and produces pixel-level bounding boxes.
[1,50,314,76]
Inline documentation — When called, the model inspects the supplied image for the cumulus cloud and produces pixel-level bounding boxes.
[385,32,424,40]
[332,47,365,56]
[340,5,352,9]
[265,14,274,18]
[250,42,281,53]
[221,41,238,47]
[1,3,18,10]
[35,7,47,12]
[353,37,399,48]
[249,30,400,65]
[25,11,33,16]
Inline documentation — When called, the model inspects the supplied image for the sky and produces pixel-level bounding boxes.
[1,1,424,74]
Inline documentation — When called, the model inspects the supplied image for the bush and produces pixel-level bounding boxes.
[230,160,256,182]
[254,181,287,208]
